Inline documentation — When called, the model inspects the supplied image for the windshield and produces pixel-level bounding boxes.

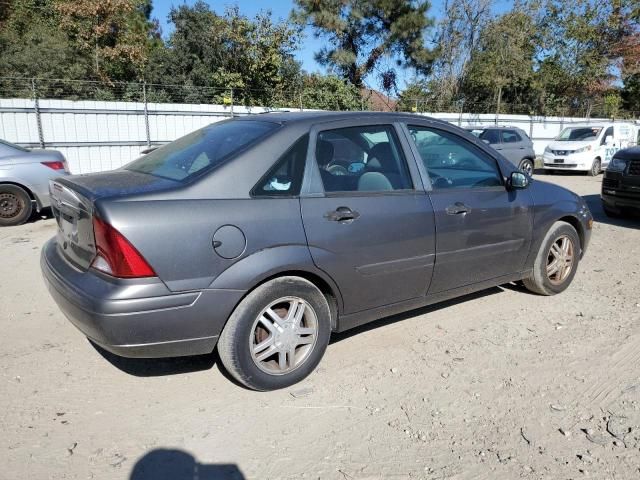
[125,120,278,181]
[0,139,29,153]
[556,127,603,142]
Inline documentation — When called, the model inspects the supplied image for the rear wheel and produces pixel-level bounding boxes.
[588,158,601,177]
[519,158,534,176]
[0,184,33,227]
[523,221,580,296]
[217,276,331,391]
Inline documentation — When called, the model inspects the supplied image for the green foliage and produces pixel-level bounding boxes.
[145,2,303,106]
[291,0,435,89]
[300,74,364,110]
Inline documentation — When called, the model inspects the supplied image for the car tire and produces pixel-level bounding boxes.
[0,184,33,227]
[519,158,534,176]
[588,158,601,177]
[523,221,581,296]
[217,276,331,391]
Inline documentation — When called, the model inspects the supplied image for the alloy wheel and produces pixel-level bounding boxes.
[546,235,574,285]
[520,160,533,176]
[249,297,318,375]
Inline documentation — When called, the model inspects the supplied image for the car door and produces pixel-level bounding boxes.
[300,121,436,314]
[404,123,533,294]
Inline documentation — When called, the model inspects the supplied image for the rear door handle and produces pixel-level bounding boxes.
[445,202,470,215]
[324,206,360,222]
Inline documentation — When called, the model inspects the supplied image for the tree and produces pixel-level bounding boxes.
[147,2,302,105]
[461,9,537,113]
[291,0,435,90]
[429,0,493,107]
[54,0,160,81]
[300,74,364,110]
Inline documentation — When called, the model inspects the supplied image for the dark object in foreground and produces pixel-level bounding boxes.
[601,146,640,218]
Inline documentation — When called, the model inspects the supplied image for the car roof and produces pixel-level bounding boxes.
[234,110,449,128]
[464,126,522,130]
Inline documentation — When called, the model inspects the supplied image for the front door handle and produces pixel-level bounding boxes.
[445,202,470,215]
[324,206,360,222]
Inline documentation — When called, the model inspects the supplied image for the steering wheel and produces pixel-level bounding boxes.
[326,163,349,176]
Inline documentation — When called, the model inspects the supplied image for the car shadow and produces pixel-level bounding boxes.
[91,341,217,377]
[582,194,639,229]
[130,449,245,480]
[330,286,504,344]
[28,206,54,224]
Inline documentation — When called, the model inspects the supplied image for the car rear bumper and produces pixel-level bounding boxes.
[41,238,245,358]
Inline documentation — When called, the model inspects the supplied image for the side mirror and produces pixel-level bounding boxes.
[605,135,614,146]
[482,139,490,145]
[508,171,529,190]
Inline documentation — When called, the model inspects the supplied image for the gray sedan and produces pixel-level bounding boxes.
[41,112,592,390]
[0,140,69,226]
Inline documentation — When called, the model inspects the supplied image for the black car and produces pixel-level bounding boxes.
[601,146,640,218]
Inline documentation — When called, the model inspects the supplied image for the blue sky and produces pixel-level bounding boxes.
[150,0,511,89]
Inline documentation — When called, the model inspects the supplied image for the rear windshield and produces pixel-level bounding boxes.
[125,120,278,181]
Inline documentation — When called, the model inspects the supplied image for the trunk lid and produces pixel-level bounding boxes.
[50,180,96,270]
[50,170,179,270]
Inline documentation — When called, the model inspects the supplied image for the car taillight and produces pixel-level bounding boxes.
[41,161,66,171]
[91,216,156,278]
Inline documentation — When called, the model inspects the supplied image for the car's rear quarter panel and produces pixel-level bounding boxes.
[98,197,310,292]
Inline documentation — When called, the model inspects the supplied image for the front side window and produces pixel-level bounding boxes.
[479,129,500,144]
[315,125,412,193]
[408,126,503,190]
[600,127,614,145]
[125,120,277,181]
[252,135,308,197]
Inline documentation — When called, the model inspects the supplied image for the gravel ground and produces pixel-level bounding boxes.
[1,173,639,480]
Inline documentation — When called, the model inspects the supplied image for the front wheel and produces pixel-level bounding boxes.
[0,184,33,227]
[523,221,581,296]
[519,158,534,176]
[588,158,601,177]
[217,276,331,391]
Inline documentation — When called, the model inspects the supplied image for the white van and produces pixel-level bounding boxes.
[542,122,639,176]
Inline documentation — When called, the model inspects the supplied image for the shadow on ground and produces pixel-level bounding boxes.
[331,286,506,344]
[130,449,245,480]
[91,341,217,377]
[582,194,639,229]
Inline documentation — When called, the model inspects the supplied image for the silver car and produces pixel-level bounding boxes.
[466,126,536,175]
[0,139,69,226]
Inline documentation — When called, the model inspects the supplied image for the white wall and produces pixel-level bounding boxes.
[0,97,615,174]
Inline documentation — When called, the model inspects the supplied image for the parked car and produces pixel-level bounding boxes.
[465,126,536,175]
[601,146,640,217]
[0,139,69,226]
[542,122,638,176]
[41,112,592,391]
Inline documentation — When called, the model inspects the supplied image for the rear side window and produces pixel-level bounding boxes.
[315,125,413,193]
[252,134,308,197]
[501,130,521,143]
[125,120,277,181]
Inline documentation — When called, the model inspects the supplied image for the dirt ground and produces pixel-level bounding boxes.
[1,173,639,480]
